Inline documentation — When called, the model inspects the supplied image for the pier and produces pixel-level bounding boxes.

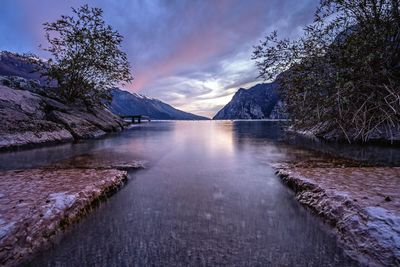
[119,115,151,124]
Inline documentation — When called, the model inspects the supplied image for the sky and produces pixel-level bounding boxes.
[0,0,319,117]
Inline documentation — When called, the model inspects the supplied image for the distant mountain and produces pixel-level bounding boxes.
[0,51,208,120]
[110,88,209,120]
[213,82,287,120]
[0,51,44,82]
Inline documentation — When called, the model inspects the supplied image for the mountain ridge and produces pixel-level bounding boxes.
[0,51,208,120]
[110,88,209,120]
[213,82,287,120]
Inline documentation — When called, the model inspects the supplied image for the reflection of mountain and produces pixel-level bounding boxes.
[232,121,285,141]
[110,88,209,120]
[213,82,287,120]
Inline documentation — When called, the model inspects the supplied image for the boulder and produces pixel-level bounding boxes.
[0,85,74,149]
[0,84,126,150]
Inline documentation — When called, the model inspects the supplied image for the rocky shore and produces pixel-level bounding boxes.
[274,164,400,266]
[0,155,145,266]
[0,53,145,266]
[0,79,127,151]
[293,123,400,144]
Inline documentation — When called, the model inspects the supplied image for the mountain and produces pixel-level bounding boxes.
[0,51,208,120]
[110,88,208,120]
[0,51,44,82]
[213,82,287,120]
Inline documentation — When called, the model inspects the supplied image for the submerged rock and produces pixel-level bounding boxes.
[49,151,147,170]
[0,167,129,266]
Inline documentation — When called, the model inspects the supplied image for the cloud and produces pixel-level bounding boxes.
[0,0,319,117]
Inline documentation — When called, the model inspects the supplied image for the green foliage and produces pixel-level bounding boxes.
[253,0,400,142]
[41,5,133,106]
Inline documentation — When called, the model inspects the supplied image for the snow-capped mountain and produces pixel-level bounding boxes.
[110,88,209,120]
[0,51,208,120]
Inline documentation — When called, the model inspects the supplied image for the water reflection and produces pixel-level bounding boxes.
[2,121,397,171]
[285,131,400,166]
[0,121,366,266]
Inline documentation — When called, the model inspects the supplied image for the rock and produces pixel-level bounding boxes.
[0,84,126,150]
[0,85,75,149]
[276,167,400,266]
[48,110,106,139]
[0,75,41,92]
[213,82,288,120]
[48,151,147,170]
[0,167,130,266]
[295,119,400,144]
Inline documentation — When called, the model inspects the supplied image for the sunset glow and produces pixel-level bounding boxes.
[0,0,318,117]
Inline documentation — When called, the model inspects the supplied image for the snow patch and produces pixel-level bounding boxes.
[131,92,156,101]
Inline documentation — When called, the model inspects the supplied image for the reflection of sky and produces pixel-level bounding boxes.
[0,0,318,117]
[170,121,235,158]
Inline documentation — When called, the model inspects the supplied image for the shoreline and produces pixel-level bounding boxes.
[1,118,399,266]
[0,130,125,154]
[274,165,400,267]
[289,126,400,146]
[0,84,128,152]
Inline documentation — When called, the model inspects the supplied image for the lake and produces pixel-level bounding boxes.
[1,121,378,266]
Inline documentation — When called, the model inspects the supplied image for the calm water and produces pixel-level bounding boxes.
[1,121,372,266]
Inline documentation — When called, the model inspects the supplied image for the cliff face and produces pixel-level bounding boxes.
[110,88,209,120]
[213,82,287,120]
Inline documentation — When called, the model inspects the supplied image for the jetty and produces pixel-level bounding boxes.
[119,115,151,124]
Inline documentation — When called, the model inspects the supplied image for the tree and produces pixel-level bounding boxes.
[253,0,400,143]
[41,5,133,106]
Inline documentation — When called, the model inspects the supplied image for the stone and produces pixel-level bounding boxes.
[276,167,400,267]
[0,85,126,150]
[0,168,129,266]
[48,151,147,171]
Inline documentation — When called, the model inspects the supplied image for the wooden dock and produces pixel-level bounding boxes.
[119,115,151,124]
